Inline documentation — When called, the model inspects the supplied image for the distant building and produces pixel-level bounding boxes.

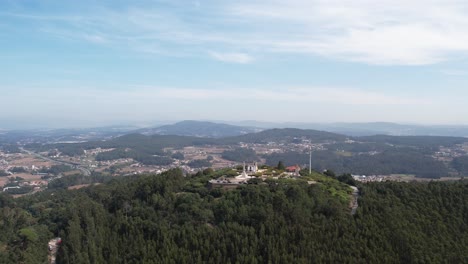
[209,162,257,189]
[244,162,258,174]
[3,186,20,192]
[285,165,301,174]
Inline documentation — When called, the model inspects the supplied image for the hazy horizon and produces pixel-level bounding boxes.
[2,1,468,127]
[2,118,468,131]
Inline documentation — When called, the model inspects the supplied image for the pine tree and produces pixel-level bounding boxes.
[277,161,285,170]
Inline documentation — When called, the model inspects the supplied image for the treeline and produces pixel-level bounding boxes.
[9,167,27,173]
[265,149,449,178]
[95,148,134,161]
[39,165,73,175]
[3,186,34,195]
[48,173,114,189]
[187,159,212,168]
[0,169,466,263]
[219,128,347,144]
[221,148,258,162]
[0,144,21,154]
[451,156,468,176]
[359,135,468,149]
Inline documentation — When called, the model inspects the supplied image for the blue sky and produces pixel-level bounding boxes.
[2,0,468,128]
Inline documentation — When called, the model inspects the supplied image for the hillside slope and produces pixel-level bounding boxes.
[0,170,466,263]
[135,120,261,138]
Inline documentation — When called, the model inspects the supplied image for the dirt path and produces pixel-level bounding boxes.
[48,237,61,264]
[350,186,359,215]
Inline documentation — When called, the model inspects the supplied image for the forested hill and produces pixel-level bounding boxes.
[29,128,468,155]
[26,133,216,156]
[358,134,468,148]
[134,120,261,138]
[25,128,343,156]
[0,169,466,263]
[218,128,347,144]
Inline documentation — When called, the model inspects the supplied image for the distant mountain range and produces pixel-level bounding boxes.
[133,120,262,138]
[3,120,468,143]
[134,120,468,138]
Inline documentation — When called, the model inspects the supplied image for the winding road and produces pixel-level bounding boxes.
[20,148,91,176]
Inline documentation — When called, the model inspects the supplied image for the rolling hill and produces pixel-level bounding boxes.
[219,128,348,144]
[133,120,262,138]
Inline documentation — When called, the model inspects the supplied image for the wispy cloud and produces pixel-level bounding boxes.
[440,69,468,76]
[209,52,253,63]
[104,85,431,106]
[4,84,430,106]
[230,0,468,65]
[5,1,468,65]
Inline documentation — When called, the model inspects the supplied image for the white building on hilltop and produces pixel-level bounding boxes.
[244,162,258,174]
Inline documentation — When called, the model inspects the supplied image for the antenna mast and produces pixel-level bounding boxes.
[309,145,312,174]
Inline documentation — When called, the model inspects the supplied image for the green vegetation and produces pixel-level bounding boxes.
[95,148,174,166]
[220,128,346,144]
[47,173,113,189]
[0,168,466,263]
[221,148,258,162]
[95,148,132,161]
[0,170,9,177]
[7,176,24,183]
[39,165,73,176]
[301,170,354,203]
[276,160,285,170]
[23,128,468,177]
[4,186,34,195]
[105,164,129,175]
[0,144,21,154]
[187,159,211,168]
[266,149,449,178]
[451,156,468,175]
[171,152,185,160]
[141,120,258,138]
[359,135,468,149]
[9,167,27,173]
[27,134,213,156]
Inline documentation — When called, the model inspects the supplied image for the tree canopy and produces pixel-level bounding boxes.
[0,169,466,263]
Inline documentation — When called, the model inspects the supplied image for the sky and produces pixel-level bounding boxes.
[2,0,468,128]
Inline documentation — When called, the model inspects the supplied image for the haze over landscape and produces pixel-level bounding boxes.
[3,0,468,128]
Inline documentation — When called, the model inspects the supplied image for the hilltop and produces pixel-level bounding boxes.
[0,168,466,263]
[134,120,261,138]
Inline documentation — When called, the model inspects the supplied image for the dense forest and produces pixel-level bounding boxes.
[0,168,466,263]
[0,144,21,154]
[218,128,347,144]
[451,156,468,175]
[186,159,212,168]
[265,149,449,178]
[221,148,259,162]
